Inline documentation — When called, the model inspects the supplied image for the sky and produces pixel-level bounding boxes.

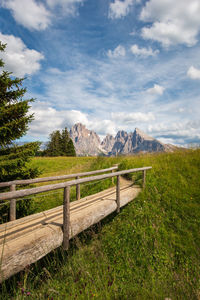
[0,0,200,146]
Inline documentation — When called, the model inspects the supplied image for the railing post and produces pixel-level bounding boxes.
[76,176,80,200]
[10,184,16,221]
[63,186,70,250]
[112,164,118,184]
[116,175,120,213]
[142,170,146,189]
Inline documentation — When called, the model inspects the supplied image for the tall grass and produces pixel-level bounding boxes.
[1,149,200,299]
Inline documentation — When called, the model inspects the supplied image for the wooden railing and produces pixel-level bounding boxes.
[0,165,119,221]
[0,166,152,250]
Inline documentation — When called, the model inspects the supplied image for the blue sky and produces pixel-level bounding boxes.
[0,0,200,146]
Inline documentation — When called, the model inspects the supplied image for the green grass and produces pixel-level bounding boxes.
[26,156,118,213]
[28,156,95,177]
[1,149,200,299]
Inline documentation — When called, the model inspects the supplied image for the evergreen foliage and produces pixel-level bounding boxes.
[44,128,76,157]
[0,41,40,183]
[0,41,40,220]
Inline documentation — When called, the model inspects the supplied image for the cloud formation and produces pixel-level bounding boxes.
[146,84,165,95]
[130,44,159,57]
[111,112,155,123]
[109,0,134,19]
[1,0,51,30]
[1,0,85,30]
[107,45,126,58]
[46,0,84,15]
[187,66,200,80]
[29,104,88,137]
[140,0,200,47]
[0,33,44,76]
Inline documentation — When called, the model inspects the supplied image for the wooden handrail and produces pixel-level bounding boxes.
[0,166,118,188]
[0,167,152,201]
[0,165,152,251]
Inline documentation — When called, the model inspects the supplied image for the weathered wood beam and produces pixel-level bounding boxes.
[0,166,118,188]
[9,184,16,221]
[142,170,146,188]
[63,186,70,250]
[116,175,120,213]
[76,176,80,200]
[0,167,152,201]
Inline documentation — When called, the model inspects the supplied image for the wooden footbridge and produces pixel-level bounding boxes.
[0,165,151,282]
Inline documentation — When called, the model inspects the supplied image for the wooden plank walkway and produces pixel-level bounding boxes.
[0,179,140,282]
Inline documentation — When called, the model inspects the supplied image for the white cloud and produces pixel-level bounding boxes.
[146,84,165,95]
[140,0,200,47]
[109,0,134,19]
[24,45,200,145]
[130,44,159,57]
[147,121,200,146]
[29,103,88,137]
[187,66,200,80]
[46,0,84,15]
[107,45,126,58]
[1,0,51,30]
[0,33,44,77]
[111,112,155,123]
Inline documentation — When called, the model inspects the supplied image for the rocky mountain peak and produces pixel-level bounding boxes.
[101,134,115,153]
[69,123,176,156]
[134,128,154,141]
[116,130,128,140]
[70,123,102,156]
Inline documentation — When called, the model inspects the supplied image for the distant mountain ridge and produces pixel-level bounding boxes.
[70,123,176,156]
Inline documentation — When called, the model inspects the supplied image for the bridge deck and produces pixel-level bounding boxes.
[0,179,140,282]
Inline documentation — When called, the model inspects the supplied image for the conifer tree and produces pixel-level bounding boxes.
[66,138,76,157]
[45,130,62,156]
[0,41,40,182]
[0,41,40,220]
[45,127,76,156]
[61,128,70,155]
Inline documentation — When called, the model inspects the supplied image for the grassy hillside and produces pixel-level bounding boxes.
[1,149,200,299]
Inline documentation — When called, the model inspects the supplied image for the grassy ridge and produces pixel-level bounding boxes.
[1,149,200,299]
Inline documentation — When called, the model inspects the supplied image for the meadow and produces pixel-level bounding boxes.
[1,149,200,299]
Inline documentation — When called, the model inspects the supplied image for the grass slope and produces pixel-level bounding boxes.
[1,150,200,299]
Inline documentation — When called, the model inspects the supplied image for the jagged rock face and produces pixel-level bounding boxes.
[112,131,128,155]
[121,128,165,154]
[70,123,103,156]
[69,123,175,156]
[101,134,115,153]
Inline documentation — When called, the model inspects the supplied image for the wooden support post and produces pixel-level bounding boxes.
[116,175,120,213]
[63,186,70,250]
[112,164,118,184]
[142,170,146,189]
[76,176,80,200]
[10,184,16,221]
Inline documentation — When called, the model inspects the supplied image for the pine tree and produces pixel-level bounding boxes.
[45,128,76,157]
[61,128,70,155]
[45,130,62,156]
[0,41,40,182]
[0,41,40,220]
[66,139,76,157]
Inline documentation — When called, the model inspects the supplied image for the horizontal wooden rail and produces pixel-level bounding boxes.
[0,166,118,188]
[0,167,152,201]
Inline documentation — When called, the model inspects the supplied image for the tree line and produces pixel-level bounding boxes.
[41,128,76,157]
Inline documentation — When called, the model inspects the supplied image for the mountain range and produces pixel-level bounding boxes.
[70,123,176,156]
